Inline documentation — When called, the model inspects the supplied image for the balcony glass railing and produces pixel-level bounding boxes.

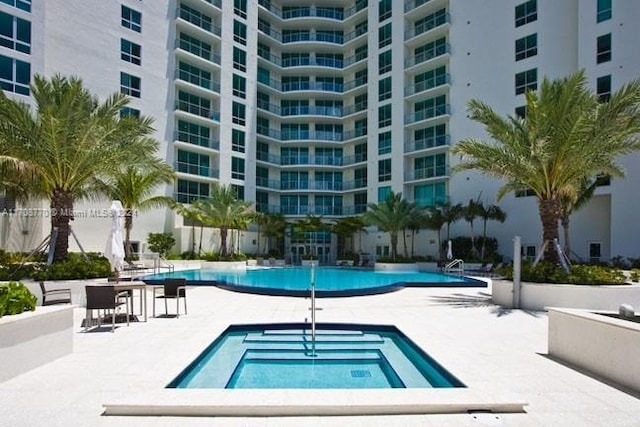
[175,130,220,150]
[404,104,450,124]
[175,39,221,65]
[404,0,432,13]
[404,73,450,96]
[177,7,221,37]
[175,69,220,93]
[404,135,450,152]
[405,43,450,69]
[405,13,450,40]
[404,165,448,181]
[174,161,219,178]
[175,100,220,121]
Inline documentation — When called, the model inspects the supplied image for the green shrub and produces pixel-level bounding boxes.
[499,261,627,285]
[0,281,37,317]
[147,232,176,258]
[201,252,247,262]
[31,253,111,281]
[629,269,640,282]
[445,236,500,262]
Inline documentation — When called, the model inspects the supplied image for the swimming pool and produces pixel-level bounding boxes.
[142,267,486,297]
[168,323,465,389]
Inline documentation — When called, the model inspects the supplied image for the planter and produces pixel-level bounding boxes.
[492,280,640,311]
[201,261,247,271]
[374,262,418,272]
[0,305,74,382]
[301,260,319,267]
[548,307,640,393]
[416,262,439,272]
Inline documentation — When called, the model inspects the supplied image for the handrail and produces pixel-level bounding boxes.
[444,259,464,275]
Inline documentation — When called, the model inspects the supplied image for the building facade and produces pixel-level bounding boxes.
[0,0,638,263]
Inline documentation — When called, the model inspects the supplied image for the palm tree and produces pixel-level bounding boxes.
[193,184,252,257]
[0,74,160,261]
[559,178,598,260]
[172,201,200,258]
[478,202,507,260]
[406,209,427,258]
[463,199,484,258]
[94,160,175,259]
[296,214,326,258]
[453,70,640,261]
[332,216,366,257]
[440,201,463,242]
[261,213,287,255]
[362,191,415,261]
[424,206,447,259]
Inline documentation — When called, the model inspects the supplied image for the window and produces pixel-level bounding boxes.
[378,158,391,182]
[378,104,391,128]
[232,101,245,125]
[234,0,247,19]
[177,150,210,177]
[233,47,246,72]
[232,157,245,180]
[414,153,446,179]
[378,131,391,155]
[355,143,367,163]
[0,0,31,12]
[379,23,391,48]
[597,75,611,102]
[522,245,536,261]
[120,72,141,98]
[232,128,245,153]
[515,34,537,61]
[0,54,29,95]
[120,107,140,118]
[379,0,391,22]
[597,0,612,22]
[354,192,367,213]
[0,12,30,53]
[597,33,611,63]
[120,39,141,65]
[515,188,536,197]
[121,5,141,32]
[515,68,537,95]
[414,182,446,207]
[177,120,211,148]
[179,33,212,62]
[378,77,391,101]
[378,186,391,202]
[176,179,209,203]
[515,106,527,118]
[515,0,537,27]
[379,50,391,74]
[233,20,247,45]
[232,184,245,200]
[232,74,246,98]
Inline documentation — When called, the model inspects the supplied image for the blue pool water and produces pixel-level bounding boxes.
[142,267,485,297]
[168,323,465,389]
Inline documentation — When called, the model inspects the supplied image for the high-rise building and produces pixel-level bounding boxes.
[1,0,638,263]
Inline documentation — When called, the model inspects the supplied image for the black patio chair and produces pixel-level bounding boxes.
[84,285,129,332]
[40,281,72,306]
[153,278,187,318]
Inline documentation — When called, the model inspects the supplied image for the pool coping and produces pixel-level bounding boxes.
[102,388,527,417]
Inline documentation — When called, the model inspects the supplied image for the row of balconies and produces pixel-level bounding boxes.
[257,101,367,118]
[257,75,367,94]
[258,0,367,21]
[255,178,368,192]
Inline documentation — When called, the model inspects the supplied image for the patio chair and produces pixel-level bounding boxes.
[84,285,129,332]
[153,278,187,318]
[39,281,72,306]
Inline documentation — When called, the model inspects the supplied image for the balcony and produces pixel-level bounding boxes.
[175,100,220,122]
[405,43,450,69]
[404,73,450,97]
[404,104,450,124]
[257,127,343,142]
[404,165,449,181]
[176,7,221,37]
[405,13,450,41]
[404,134,450,153]
[175,38,221,65]
[175,69,220,94]
[404,0,433,13]
[175,130,220,150]
[174,161,219,179]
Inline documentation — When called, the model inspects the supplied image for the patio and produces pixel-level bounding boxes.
[1,279,639,426]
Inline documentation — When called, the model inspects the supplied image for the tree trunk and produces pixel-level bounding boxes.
[561,214,571,260]
[51,189,73,262]
[219,226,228,257]
[402,228,408,258]
[480,220,488,260]
[124,212,133,260]
[198,225,203,256]
[538,198,561,262]
[390,232,398,260]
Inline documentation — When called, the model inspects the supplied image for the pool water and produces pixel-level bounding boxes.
[143,267,485,297]
[168,323,465,389]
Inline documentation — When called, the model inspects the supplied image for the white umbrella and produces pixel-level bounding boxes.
[105,200,125,282]
[446,240,453,260]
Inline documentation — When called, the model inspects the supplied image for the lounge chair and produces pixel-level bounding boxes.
[84,285,129,332]
[153,278,187,318]
[39,281,72,306]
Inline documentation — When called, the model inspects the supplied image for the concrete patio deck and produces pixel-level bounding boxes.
[1,279,639,426]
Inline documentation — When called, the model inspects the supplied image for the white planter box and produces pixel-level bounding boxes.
[201,261,247,270]
[301,260,319,267]
[374,263,418,272]
[416,262,439,272]
[492,280,640,311]
[0,306,74,382]
[548,307,640,393]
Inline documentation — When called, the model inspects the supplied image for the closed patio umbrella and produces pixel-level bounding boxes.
[105,200,125,283]
[446,240,453,260]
